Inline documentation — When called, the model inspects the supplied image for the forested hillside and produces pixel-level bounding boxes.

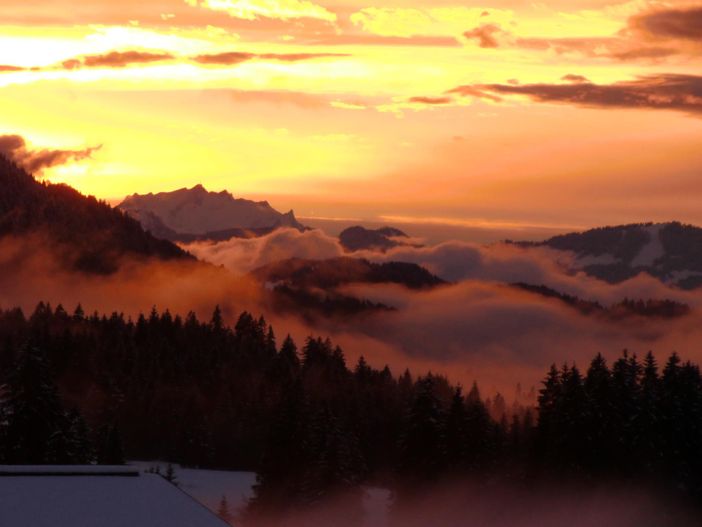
[0,155,191,274]
[1,302,701,523]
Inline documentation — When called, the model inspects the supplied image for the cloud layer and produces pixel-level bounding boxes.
[180,227,702,392]
[449,74,702,115]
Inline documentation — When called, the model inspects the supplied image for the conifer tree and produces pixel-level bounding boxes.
[443,387,467,470]
[398,375,444,485]
[2,345,68,463]
[464,382,492,472]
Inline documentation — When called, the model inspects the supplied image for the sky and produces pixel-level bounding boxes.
[2,0,702,231]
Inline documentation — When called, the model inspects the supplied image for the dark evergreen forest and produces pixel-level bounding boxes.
[0,302,701,520]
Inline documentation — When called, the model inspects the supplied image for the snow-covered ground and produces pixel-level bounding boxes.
[129,461,256,515]
[128,461,392,526]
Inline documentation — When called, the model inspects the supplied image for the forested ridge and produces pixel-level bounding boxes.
[0,155,190,273]
[0,303,701,521]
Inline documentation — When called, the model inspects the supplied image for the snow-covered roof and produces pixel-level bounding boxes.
[0,465,229,527]
[0,465,138,476]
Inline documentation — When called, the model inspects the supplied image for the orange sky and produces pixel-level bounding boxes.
[2,0,702,230]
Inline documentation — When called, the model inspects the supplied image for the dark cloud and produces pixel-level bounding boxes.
[61,50,175,69]
[0,134,101,175]
[561,74,590,84]
[631,6,702,42]
[607,46,678,61]
[192,51,255,65]
[446,85,502,102]
[192,51,347,65]
[450,74,702,115]
[408,96,453,105]
[0,65,25,72]
[503,5,702,61]
[464,24,503,48]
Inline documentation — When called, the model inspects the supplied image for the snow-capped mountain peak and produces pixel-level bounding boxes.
[118,185,304,241]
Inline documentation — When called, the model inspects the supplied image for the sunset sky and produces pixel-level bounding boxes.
[2,0,701,231]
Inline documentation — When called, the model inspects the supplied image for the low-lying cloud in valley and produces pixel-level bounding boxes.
[181,227,702,393]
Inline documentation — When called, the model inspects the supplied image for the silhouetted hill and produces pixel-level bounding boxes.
[252,257,444,319]
[339,225,420,252]
[511,282,690,319]
[252,256,445,290]
[0,155,191,273]
[513,222,702,288]
[119,184,305,242]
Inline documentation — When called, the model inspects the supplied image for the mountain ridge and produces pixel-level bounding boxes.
[118,184,305,243]
[511,221,702,289]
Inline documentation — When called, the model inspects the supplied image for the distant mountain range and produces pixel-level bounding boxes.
[118,185,305,242]
[514,222,702,289]
[0,155,190,274]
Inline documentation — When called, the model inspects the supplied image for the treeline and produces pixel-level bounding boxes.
[1,303,701,521]
[512,282,690,319]
[0,302,470,474]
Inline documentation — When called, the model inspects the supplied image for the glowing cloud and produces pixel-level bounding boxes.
[0,134,101,175]
[450,75,702,115]
[184,0,336,22]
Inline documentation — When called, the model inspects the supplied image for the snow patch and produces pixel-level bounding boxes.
[631,224,665,267]
[129,461,256,515]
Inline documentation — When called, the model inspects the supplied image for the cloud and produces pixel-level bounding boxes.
[228,89,330,108]
[0,65,26,72]
[350,7,434,38]
[630,6,702,42]
[192,51,255,65]
[192,51,347,65]
[561,74,590,84]
[0,134,101,175]
[445,85,502,102]
[7,222,702,395]
[449,75,702,115]
[61,50,175,69]
[258,52,347,62]
[490,4,702,62]
[607,46,678,61]
[463,24,503,48]
[182,228,344,274]
[462,18,683,63]
[303,34,461,47]
[0,234,262,331]
[184,0,337,23]
[408,96,453,105]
